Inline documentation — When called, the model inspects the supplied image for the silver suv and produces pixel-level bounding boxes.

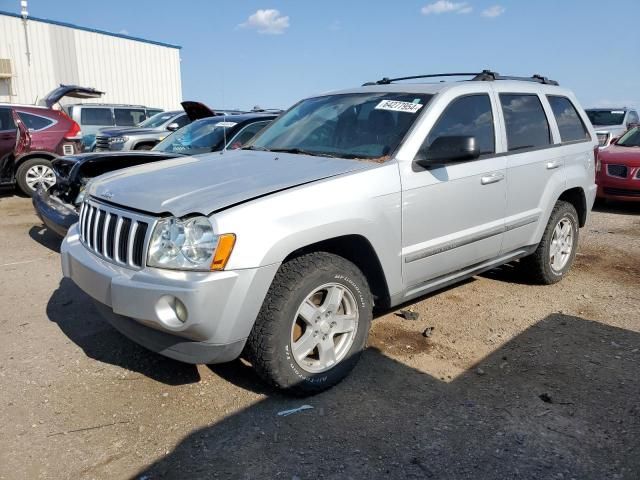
[61,71,598,394]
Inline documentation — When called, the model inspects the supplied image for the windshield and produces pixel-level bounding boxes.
[247,92,433,160]
[138,112,176,128]
[586,109,626,126]
[153,118,237,154]
[615,127,640,147]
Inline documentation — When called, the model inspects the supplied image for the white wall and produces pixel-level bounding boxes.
[0,13,182,109]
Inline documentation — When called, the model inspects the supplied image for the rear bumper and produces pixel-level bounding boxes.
[61,225,280,364]
[32,187,78,237]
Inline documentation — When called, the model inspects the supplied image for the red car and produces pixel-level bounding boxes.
[0,85,102,196]
[596,126,640,201]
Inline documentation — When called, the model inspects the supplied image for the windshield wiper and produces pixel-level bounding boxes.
[267,147,337,158]
[241,145,270,151]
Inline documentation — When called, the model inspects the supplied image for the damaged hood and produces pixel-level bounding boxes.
[87,150,377,217]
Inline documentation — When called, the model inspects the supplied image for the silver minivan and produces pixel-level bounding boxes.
[65,104,163,151]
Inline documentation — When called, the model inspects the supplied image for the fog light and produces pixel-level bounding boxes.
[174,298,188,323]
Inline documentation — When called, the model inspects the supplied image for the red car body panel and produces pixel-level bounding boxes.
[596,144,640,202]
[0,105,83,185]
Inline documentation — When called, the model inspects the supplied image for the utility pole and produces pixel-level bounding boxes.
[20,0,31,66]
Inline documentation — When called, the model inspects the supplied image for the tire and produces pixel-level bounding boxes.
[521,200,579,284]
[16,158,56,197]
[134,144,153,151]
[245,252,373,395]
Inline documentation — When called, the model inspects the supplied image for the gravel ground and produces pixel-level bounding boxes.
[0,192,638,480]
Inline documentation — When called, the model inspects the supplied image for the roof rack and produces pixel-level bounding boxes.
[362,70,559,86]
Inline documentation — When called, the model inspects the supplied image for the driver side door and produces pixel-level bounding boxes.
[400,93,507,292]
[0,107,18,183]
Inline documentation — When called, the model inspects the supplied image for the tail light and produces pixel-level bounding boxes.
[59,110,82,139]
[594,146,601,173]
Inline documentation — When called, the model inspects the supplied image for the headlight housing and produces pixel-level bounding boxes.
[147,216,235,271]
[109,136,128,144]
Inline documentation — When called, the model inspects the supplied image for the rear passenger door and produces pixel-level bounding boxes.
[0,107,17,182]
[400,92,507,289]
[496,91,566,253]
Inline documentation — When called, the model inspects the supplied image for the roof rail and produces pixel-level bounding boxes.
[362,69,559,86]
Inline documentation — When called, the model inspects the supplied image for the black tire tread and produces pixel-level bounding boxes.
[521,200,579,285]
[245,252,371,395]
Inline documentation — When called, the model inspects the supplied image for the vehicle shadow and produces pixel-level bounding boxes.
[593,199,640,216]
[28,225,62,253]
[46,278,200,386]
[134,314,640,479]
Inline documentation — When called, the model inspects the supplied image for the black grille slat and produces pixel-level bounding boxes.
[96,210,106,254]
[118,218,132,263]
[87,207,97,248]
[132,222,148,267]
[105,214,117,258]
[603,187,640,197]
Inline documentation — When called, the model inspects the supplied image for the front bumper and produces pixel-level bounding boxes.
[61,225,280,364]
[32,187,79,237]
[596,169,640,202]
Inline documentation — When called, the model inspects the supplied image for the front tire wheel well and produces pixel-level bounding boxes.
[283,235,390,309]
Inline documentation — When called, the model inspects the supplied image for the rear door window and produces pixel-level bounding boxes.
[0,108,15,131]
[80,108,114,126]
[17,111,55,131]
[228,120,272,149]
[114,108,146,126]
[422,94,496,156]
[173,114,190,129]
[546,96,590,143]
[500,94,551,151]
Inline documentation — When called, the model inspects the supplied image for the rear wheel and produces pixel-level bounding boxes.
[16,158,56,196]
[245,252,373,395]
[521,200,579,284]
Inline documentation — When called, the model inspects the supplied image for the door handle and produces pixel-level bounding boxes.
[481,172,504,185]
[546,161,561,170]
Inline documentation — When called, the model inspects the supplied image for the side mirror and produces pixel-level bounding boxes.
[415,135,480,167]
[167,122,179,131]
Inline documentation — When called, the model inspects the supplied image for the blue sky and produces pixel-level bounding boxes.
[2,0,639,110]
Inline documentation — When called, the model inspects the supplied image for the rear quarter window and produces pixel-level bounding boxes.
[80,108,114,126]
[547,96,590,143]
[500,94,551,151]
[17,111,55,131]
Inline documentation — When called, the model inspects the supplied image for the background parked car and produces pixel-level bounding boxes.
[586,107,640,147]
[596,126,640,202]
[1,85,103,196]
[65,104,164,151]
[33,111,277,236]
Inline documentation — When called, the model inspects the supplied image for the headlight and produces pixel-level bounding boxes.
[147,216,236,271]
[109,136,128,143]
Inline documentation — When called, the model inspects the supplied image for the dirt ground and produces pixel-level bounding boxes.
[0,191,638,480]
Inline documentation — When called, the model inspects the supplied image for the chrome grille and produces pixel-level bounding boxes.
[607,164,628,178]
[95,135,110,151]
[78,199,154,269]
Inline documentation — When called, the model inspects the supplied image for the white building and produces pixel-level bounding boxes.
[0,10,182,109]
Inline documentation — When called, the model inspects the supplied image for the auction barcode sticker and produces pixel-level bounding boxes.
[375,100,423,114]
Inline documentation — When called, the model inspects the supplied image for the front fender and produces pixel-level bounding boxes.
[211,162,404,297]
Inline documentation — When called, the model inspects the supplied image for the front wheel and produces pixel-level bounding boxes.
[521,200,579,284]
[245,252,373,395]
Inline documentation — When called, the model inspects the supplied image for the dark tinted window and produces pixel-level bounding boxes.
[616,127,640,147]
[500,94,551,151]
[0,108,15,131]
[547,96,589,143]
[422,94,495,156]
[146,109,163,117]
[173,114,190,128]
[228,120,271,149]
[585,109,626,127]
[17,111,55,131]
[114,108,146,126]
[80,108,114,126]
